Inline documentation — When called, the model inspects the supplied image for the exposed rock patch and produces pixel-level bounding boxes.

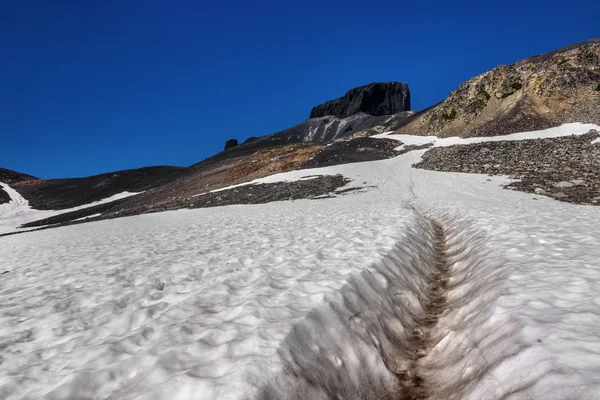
[310,82,411,119]
[16,175,352,233]
[414,130,600,205]
[0,188,10,204]
[300,137,400,169]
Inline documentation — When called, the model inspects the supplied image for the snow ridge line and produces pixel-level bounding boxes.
[395,219,449,399]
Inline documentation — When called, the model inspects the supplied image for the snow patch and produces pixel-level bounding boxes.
[0,184,141,234]
[373,122,600,150]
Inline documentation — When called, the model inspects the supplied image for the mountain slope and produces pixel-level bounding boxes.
[0,168,38,204]
[8,166,186,210]
[392,39,600,137]
[0,168,38,184]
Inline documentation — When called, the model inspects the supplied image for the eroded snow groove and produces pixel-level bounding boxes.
[260,213,510,400]
[395,220,449,399]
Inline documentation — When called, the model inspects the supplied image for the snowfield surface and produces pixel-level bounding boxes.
[1,124,600,399]
[0,187,141,234]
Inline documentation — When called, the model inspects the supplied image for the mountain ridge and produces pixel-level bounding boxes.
[2,38,599,230]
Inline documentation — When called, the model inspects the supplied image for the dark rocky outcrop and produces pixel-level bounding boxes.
[224,139,238,150]
[310,82,411,119]
[0,188,10,204]
[300,137,400,169]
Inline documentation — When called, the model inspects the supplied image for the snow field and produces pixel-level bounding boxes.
[0,193,413,399]
[1,123,600,398]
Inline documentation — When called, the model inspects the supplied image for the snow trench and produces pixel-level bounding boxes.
[260,212,513,399]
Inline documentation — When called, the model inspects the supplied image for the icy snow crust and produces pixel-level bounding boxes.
[1,123,600,399]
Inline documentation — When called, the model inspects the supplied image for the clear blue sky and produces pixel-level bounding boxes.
[1,0,598,178]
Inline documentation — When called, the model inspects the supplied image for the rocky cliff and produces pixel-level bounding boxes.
[222,82,414,152]
[393,39,600,137]
[310,82,411,119]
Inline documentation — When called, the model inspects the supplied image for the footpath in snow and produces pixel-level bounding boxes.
[1,123,600,399]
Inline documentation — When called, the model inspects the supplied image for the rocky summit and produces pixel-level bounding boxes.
[394,39,600,137]
[310,82,411,119]
[221,82,413,154]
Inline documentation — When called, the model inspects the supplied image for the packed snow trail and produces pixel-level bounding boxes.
[260,214,510,400]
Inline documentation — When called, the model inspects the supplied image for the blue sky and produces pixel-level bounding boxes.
[1,0,598,178]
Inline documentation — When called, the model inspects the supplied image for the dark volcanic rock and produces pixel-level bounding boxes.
[301,137,400,169]
[225,139,238,150]
[185,174,351,209]
[310,82,411,119]
[0,188,10,204]
[414,130,600,205]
